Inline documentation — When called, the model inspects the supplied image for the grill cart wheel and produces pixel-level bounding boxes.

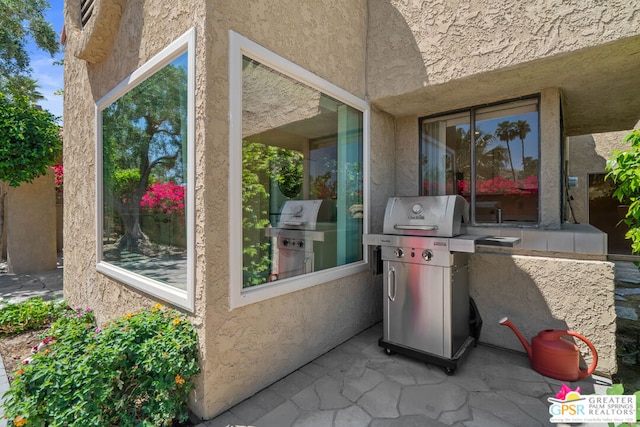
[384,348,395,356]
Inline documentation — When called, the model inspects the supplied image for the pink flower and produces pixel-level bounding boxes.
[140,181,186,216]
[52,165,64,187]
[555,383,581,400]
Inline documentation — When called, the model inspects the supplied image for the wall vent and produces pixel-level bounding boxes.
[80,0,95,28]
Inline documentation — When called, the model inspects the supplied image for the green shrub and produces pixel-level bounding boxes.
[605,383,640,427]
[2,304,200,426]
[606,129,640,256]
[0,298,67,336]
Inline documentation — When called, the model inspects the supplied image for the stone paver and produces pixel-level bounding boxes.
[616,305,639,320]
[399,382,468,419]
[359,380,402,418]
[253,400,300,427]
[315,376,351,410]
[334,406,371,427]
[197,323,609,427]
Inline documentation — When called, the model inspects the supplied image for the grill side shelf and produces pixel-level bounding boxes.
[475,236,520,247]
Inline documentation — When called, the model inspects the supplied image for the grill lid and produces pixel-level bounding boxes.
[383,195,469,237]
[277,200,326,230]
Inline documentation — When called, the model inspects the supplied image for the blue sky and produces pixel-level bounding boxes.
[27,0,65,122]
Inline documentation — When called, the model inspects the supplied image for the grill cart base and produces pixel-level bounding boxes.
[378,336,476,375]
[378,297,483,375]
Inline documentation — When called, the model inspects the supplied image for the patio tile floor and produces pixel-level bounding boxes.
[196,323,610,427]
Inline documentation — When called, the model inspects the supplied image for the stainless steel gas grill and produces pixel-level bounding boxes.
[267,200,335,281]
[364,195,514,374]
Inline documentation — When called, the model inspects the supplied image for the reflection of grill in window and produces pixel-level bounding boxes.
[81,0,95,28]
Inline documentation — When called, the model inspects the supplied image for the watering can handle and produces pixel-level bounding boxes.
[566,330,599,378]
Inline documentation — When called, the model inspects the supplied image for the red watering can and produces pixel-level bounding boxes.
[499,317,598,381]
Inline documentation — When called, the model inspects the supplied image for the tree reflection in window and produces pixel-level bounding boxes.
[421,97,539,224]
[101,53,188,289]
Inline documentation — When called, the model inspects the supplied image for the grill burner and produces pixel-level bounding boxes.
[364,195,514,374]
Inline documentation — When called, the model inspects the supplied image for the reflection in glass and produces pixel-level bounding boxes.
[420,98,539,224]
[241,57,363,288]
[101,53,188,289]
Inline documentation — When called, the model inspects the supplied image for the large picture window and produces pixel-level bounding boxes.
[420,97,540,224]
[96,29,195,311]
[229,31,369,308]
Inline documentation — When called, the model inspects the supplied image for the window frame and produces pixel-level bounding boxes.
[228,30,370,309]
[419,95,541,226]
[95,28,196,312]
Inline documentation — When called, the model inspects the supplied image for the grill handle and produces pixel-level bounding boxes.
[303,256,312,274]
[394,224,438,231]
[387,267,396,302]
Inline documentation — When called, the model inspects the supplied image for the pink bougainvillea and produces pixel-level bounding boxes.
[476,175,539,195]
[140,181,185,215]
[52,165,63,187]
[423,175,538,196]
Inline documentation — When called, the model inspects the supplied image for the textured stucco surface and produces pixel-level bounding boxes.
[6,172,57,274]
[64,0,380,420]
[369,108,396,233]
[368,0,639,97]
[470,253,616,375]
[366,1,640,135]
[63,0,211,416]
[394,115,420,197]
[539,88,562,229]
[199,1,377,418]
[64,0,127,63]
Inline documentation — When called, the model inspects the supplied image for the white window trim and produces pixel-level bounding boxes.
[228,30,370,309]
[95,28,196,312]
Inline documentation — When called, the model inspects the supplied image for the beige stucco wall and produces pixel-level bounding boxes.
[6,171,58,274]
[470,252,616,376]
[63,0,211,415]
[64,0,381,420]
[367,0,640,102]
[365,2,640,136]
[369,108,397,233]
[199,1,379,418]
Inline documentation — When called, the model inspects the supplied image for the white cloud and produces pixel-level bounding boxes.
[29,52,64,120]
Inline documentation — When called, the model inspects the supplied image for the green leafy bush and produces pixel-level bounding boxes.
[607,130,640,256]
[0,298,67,336]
[0,92,62,187]
[605,383,640,427]
[3,304,200,426]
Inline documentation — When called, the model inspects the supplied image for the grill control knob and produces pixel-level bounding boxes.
[394,248,404,258]
[422,249,433,261]
[298,240,304,248]
[283,239,290,246]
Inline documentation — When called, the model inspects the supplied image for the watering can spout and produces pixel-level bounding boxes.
[499,317,532,360]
